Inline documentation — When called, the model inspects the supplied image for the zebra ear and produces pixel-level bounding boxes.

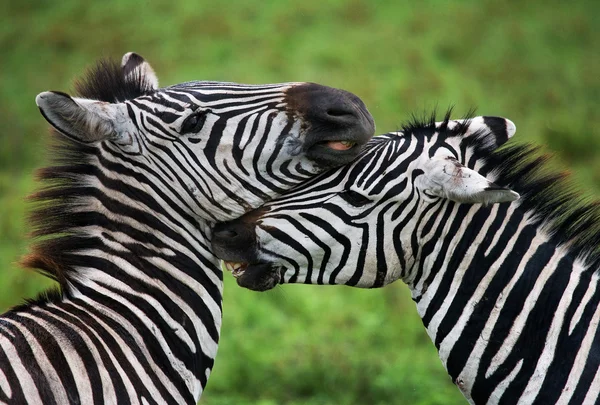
[422,156,519,204]
[121,52,159,90]
[451,116,516,153]
[36,91,129,144]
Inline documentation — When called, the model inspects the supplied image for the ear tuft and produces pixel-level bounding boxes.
[453,116,517,154]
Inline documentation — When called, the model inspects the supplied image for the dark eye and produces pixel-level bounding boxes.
[339,189,372,206]
[180,111,208,134]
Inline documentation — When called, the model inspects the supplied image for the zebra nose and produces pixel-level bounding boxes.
[287,83,373,131]
[213,220,248,244]
[213,228,238,239]
[284,83,375,167]
[211,221,259,263]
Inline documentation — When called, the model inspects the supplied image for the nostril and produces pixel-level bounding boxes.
[215,229,238,239]
[326,108,355,118]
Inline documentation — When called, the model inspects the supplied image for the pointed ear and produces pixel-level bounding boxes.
[422,156,519,204]
[36,91,126,144]
[449,116,516,153]
[121,52,159,90]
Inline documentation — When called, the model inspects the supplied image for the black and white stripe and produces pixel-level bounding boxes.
[213,112,600,405]
[0,52,374,404]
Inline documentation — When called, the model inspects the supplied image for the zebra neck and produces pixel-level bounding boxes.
[20,145,226,401]
[57,211,223,400]
[406,201,598,403]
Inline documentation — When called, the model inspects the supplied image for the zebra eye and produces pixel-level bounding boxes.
[180,111,208,134]
[339,189,372,207]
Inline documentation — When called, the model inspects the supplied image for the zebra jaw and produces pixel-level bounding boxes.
[223,261,248,278]
[326,140,356,150]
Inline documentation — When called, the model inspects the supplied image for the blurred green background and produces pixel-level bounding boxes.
[1,1,599,404]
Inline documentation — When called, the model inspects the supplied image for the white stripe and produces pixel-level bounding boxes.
[569,271,598,335]
[487,246,565,376]
[517,256,584,403]
[556,274,600,405]
[16,312,95,403]
[34,306,118,404]
[73,250,221,357]
[0,327,43,404]
[58,298,141,405]
[69,282,191,403]
[2,317,70,404]
[489,359,523,405]
[426,203,497,342]
[431,207,528,398]
[0,365,11,400]
[582,366,600,404]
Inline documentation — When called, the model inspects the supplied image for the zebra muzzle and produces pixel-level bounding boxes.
[326,140,356,151]
[223,261,248,278]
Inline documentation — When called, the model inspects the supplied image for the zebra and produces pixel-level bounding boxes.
[0,52,375,404]
[212,112,600,405]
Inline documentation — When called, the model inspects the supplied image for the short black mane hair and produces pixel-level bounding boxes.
[400,107,476,138]
[74,57,156,102]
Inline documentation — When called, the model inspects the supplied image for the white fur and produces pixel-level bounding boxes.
[420,155,519,204]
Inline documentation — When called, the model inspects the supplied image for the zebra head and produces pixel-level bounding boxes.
[35,52,375,222]
[212,112,519,290]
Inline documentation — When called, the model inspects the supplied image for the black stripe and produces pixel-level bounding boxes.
[0,327,27,404]
[1,317,59,405]
[47,304,130,405]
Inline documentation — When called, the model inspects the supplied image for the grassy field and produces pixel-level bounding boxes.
[1,1,599,404]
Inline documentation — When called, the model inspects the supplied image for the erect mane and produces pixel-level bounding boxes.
[19,57,156,293]
[74,57,156,102]
[484,144,600,270]
[400,107,476,138]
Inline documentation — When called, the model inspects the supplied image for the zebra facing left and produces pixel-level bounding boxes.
[213,113,600,405]
[0,52,375,404]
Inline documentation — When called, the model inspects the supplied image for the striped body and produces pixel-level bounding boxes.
[0,53,374,404]
[213,114,600,404]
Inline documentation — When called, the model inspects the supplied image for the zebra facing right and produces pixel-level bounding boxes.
[213,113,600,404]
[0,53,374,404]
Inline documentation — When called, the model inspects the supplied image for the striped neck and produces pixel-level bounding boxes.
[22,152,225,402]
[406,200,597,404]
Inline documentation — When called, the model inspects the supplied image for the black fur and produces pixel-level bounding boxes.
[400,107,476,139]
[74,57,156,102]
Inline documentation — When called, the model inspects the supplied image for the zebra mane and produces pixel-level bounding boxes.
[21,138,98,290]
[74,57,156,102]
[484,144,600,270]
[400,107,476,138]
[19,57,156,292]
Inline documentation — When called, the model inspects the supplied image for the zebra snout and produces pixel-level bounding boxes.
[213,228,238,239]
[284,83,375,168]
[211,220,258,263]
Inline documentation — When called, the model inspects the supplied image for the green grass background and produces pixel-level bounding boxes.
[1,1,599,404]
